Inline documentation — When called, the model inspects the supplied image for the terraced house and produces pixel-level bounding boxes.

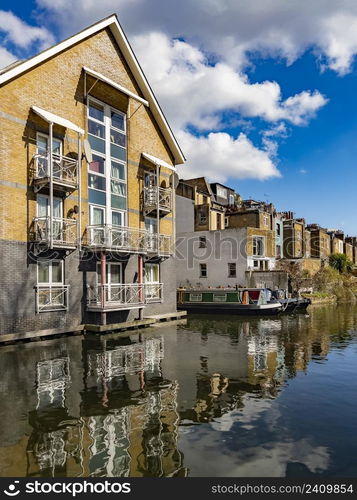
[0,14,184,335]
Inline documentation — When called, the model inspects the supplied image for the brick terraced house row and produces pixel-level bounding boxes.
[0,14,185,335]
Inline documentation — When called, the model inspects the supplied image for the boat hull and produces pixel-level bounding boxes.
[177,302,283,315]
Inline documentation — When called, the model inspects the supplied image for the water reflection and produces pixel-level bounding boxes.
[0,304,357,477]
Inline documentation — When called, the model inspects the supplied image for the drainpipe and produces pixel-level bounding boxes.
[77,133,82,251]
[49,122,53,250]
[138,254,143,320]
[100,251,106,325]
[156,163,160,253]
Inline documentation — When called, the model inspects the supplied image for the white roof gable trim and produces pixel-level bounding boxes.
[83,66,149,107]
[32,106,85,135]
[142,152,176,171]
[0,15,185,165]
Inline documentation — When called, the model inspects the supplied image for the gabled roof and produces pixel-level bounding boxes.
[0,14,185,165]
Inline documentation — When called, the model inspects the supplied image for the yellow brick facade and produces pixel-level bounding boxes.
[0,27,175,244]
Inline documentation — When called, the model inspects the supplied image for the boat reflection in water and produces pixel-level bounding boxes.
[0,303,356,477]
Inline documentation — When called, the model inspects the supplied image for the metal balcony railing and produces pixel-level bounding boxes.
[35,285,69,313]
[33,152,79,189]
[86,225,172,255]
[86,283,163,311]
[143,186,172,213]
[144,283,163,303]
[32,217,78,248]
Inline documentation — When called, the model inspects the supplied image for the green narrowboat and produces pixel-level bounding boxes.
[177,288,283,315]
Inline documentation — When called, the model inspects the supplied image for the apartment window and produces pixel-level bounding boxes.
[199,214,207,225]
[36,133,62,178]
[276,223,281,236]
[145,263,161,302]
[225,216,229,228]
[263,215,269,227]
[216,186,227,198]
[145,217,158,251]
[228,263,236,278]
[276,245,281,258]
[252,236,265,256]
[37,260,64,285]
[297,231,302,240]
[229,194,235,205]
[200,263,207,278]
[199,236,207,248]
[87,97,127,226]
[36,260,66,311]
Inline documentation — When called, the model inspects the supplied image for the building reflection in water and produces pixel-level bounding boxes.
[0,304,356,477]
[26,336,185,477]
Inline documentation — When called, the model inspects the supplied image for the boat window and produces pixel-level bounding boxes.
[190,293,202,302]
[213,294,227,302]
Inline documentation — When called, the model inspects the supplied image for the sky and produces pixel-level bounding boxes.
[0,1,357,233]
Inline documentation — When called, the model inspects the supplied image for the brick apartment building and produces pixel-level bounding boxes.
[0,14,184,335]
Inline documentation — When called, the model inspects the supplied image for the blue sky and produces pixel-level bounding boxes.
[1,1,357,234]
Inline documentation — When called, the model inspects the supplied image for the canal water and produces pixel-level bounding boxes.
[0,304,356,477]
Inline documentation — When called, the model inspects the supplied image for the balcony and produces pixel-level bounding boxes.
[86,283,163,311]
[35,285,69,313]
[33,152,79,193]
[146,233,172,256]
[32,217,78,249]
[143,186,172,215]
[86,225,172,256]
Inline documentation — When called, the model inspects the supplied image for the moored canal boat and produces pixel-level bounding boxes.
[177,288,283,315]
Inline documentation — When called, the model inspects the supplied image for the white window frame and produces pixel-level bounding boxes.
[36,194,63,218]
[224,216,229,228]
[37,259,64,286]
[87,96,128,228]
[89,204,106,225]
[252,236,265,257]
[144,262,161,302]
[216,186,227,198]
[96,262,123,285]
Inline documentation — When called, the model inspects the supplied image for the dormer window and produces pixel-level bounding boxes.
[216,186,227,198]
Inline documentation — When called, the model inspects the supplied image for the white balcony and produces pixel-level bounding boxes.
[32,217,78,249]
[33,152,79,193]
[86,225,172,256]
[86,283,163,311]
[35,285,69,313]
[143,186,172,215]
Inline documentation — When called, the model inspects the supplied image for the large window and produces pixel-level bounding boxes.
[87,98,127,227]
[36,260,66,311]
[37,260,64,285]
[36,133,62,178]
[252,236,265,256]
[216,186,227,198]
[145,263,161,301]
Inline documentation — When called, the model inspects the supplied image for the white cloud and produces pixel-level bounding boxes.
[131,33,327,131]
[177,130,281,182]
[0,46,16,68]
[35,0,357,75]
[0,10,54,52]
